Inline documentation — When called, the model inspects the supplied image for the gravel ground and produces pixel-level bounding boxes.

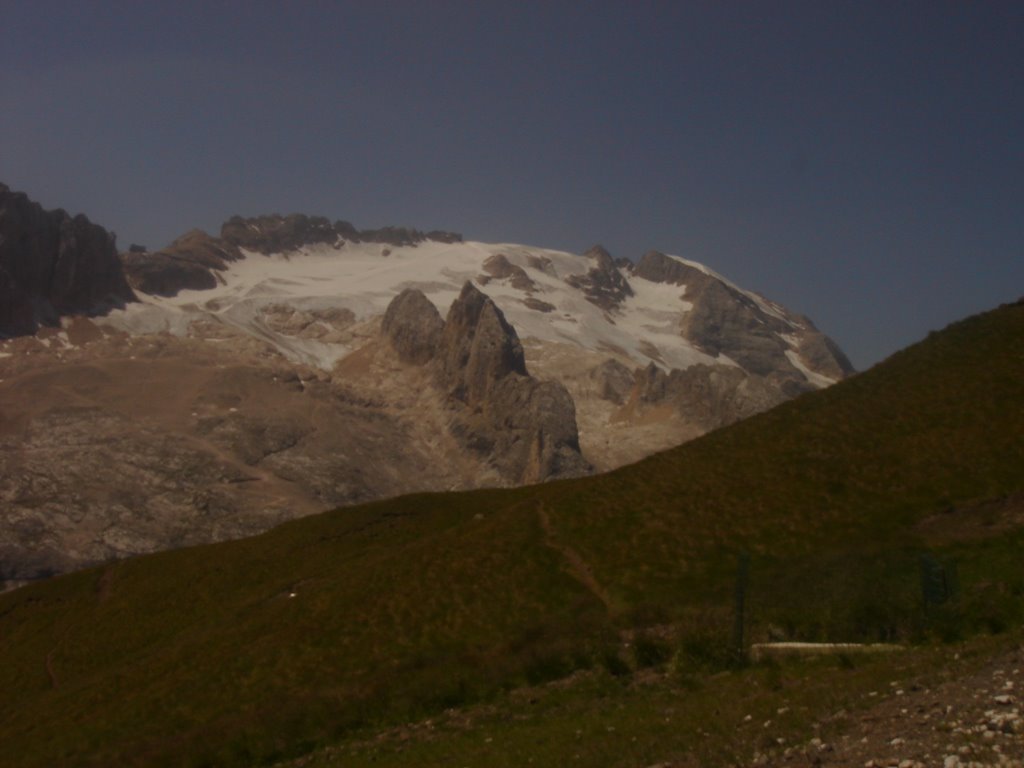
[752,646,1024,768]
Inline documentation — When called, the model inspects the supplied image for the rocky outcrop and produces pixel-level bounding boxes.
[793,320,856,380]
[121,229,242,297]
[438,282,530,404]
[565,245,634,313]
[425,230,463,244]
[381,288,444,364]
[632,249,854,383]
[383,282,590,484]
[0,183,135,336]
[464,373,587,484]
[589,358,635,405]
[220,214,463,253]
[260,304,357,341]
[620,254,840,431]
[221,214,349,253]
[479,253,537,292]
[526,253,557,276]
[680,278,796,376]
[437,283,590,483]
[0,269,31,337]
[523,297,556,313]
[630,361,793,431]
[360,225,453,247]
[632,249,703,285]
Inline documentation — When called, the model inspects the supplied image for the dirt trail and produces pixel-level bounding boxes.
[537,504,613,613]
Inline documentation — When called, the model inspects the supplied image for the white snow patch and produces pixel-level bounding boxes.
[785,350,837,389]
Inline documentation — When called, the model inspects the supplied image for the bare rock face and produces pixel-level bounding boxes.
[476,375,587,484]
[0,183,135,336]
[631,361,791,431]
[221,213,345,253]
[632,249,699,285]
[792,321,855,380]
[589,358,635,405]
[220,213,463,253]
[381,288,444,364]
[439,282,529,404]
[121,229,242,297]
[633,249,854,382]
[526,253,557,276]
[439,283,590,483]
[680,279,796,377]
[480,253,537,292]
[565,245,634,313]
[383,282,590,484]
[0,268,31,337]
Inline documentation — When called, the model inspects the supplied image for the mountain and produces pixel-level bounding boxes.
[0,196,852,585]
[111,213,852,461]
[0,297,1019,767]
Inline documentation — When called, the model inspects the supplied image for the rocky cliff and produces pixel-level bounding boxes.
[0,184,135,336]
[383,282,590,483]
[121,230,242,297]
[589,249,856,433]
[633,249,854,381]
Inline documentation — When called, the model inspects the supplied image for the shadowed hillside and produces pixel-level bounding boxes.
[0,299,1022,767]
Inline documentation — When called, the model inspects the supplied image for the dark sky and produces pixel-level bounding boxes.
[2,1,1021,369]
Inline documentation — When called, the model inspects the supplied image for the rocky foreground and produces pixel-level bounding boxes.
[753,648,1024,768]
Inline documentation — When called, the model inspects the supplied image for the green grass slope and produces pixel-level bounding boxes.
[1,299,1022,767]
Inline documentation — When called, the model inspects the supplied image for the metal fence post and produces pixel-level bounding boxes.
[733,552,751,659]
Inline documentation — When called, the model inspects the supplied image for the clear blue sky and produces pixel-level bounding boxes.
[2,1,1021,369]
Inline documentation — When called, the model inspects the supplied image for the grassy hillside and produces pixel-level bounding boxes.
[1,299,1022,767]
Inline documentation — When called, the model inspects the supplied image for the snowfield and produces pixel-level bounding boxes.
[101,239,830,381]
